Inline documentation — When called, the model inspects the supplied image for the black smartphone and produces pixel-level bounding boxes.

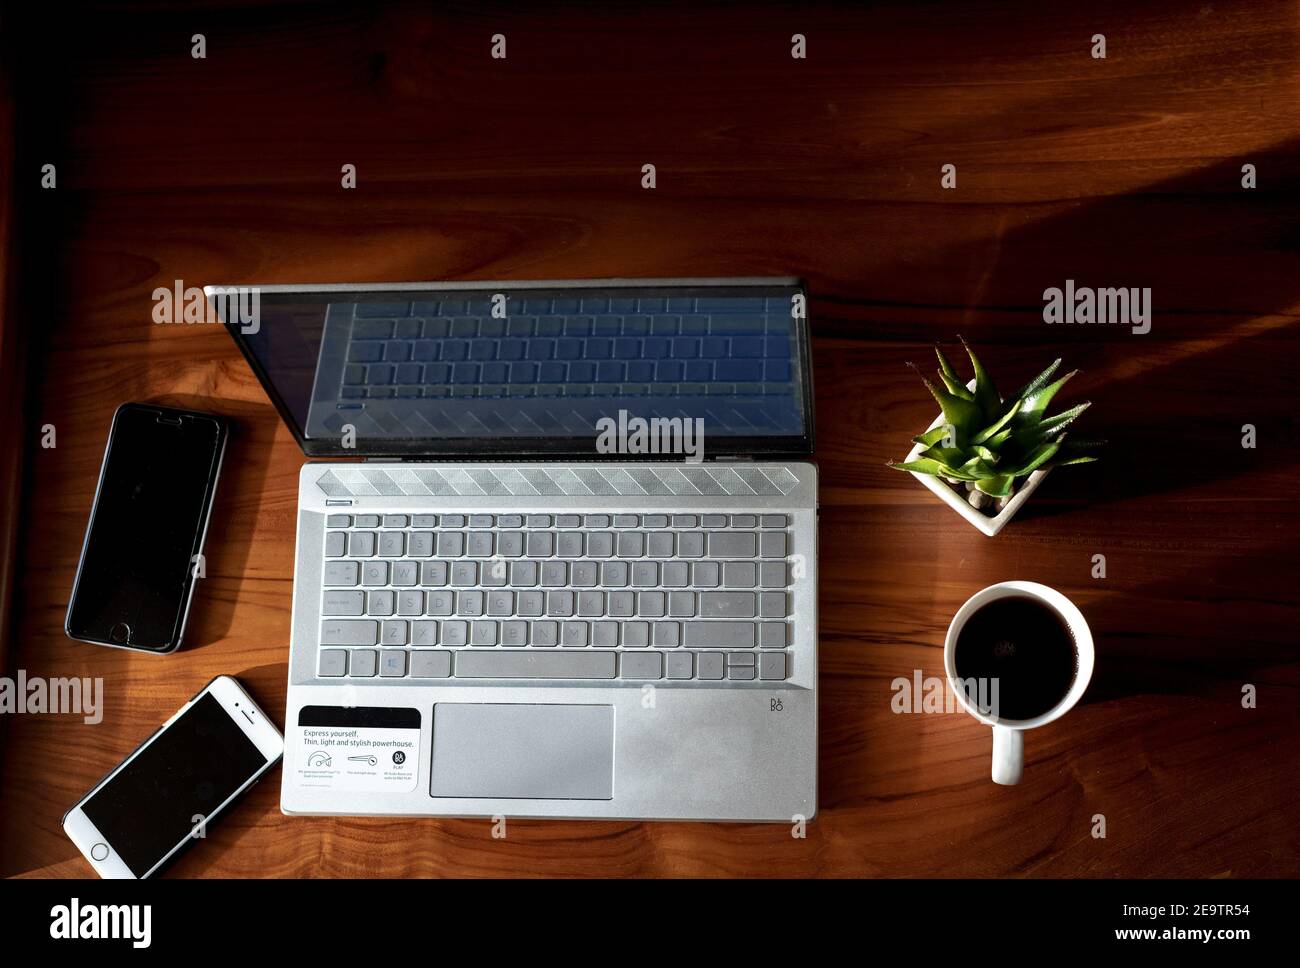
[65,402,229,653]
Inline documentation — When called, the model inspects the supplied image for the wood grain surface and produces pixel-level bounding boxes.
[1,0,1298,877]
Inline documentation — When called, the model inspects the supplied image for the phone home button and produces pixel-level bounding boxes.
[109,623,130,644]
[90,843,109,861]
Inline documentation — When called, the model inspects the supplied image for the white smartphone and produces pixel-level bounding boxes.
[62,675,284,878]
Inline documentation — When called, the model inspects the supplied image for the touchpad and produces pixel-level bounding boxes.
[431,704,614,800]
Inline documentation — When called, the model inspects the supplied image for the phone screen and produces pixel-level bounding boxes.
[81,692,268,877]
[67,405,225,651]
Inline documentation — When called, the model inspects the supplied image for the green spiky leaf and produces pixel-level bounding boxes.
[1011,358,1062,403]
[975,475,1016,497]
[1017,370,1078,424]
[973,398,1022,445]
[960,336,1000,418]
[910,365,982,444]
[912,426,951,447]
[888,458,978,480]
[935,346,974,400]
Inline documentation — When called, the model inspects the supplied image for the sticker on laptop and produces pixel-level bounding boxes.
[291,706,420,793]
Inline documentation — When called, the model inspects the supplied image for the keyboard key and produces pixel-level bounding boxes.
[693,561,720,587]
[411,651,451,678]
[351,649,378,677]
[455,651,616,679]
[677,532,705,558]
[440,620,469,646]
[380,651,408,677]
[325,532,347,557]
[723,562,758,588]
[319,650,348,677]
[327,514,352,527]
[683,622,756,648]
[760,622,787,649]
[608,591,635,617]
[324,561,360,586]
[517,591,545,616]
[709,532,757,557]
[547,590,575,617]
[666,653,694,679]
[458,591,485,616]
[653,622,680,647]
[411,621,438,646]
[321,620,379,646]
[425,590,454,616]
[349,532,376,557]
[621,653,663,679]
[697,652,725,680]
[367,590,395,616]
[421,561,449,586]
[700,592,756,618]
[323,590,365,616]
[397,590,424,616]
[382,620,408,645]
[760,532,788,558]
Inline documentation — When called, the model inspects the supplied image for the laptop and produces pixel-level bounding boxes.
[209,277,818,822]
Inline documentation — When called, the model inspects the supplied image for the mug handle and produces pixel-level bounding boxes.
[992,726,1024,785]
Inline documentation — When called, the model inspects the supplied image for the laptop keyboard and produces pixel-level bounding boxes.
[337,296,795,401]
[317,512,794,683]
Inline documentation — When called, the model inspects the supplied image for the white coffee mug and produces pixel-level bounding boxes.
[943,581,1095,785]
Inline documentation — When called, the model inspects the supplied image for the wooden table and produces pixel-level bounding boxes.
[2,1,1297,878]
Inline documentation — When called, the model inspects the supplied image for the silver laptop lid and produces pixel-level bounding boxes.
[207,278,813,460]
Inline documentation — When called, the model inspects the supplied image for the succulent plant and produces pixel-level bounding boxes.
[889,339,1101,501]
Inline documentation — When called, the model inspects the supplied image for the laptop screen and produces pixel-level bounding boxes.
[214,280,813,458]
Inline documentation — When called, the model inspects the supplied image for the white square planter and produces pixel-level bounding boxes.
[904,383,1050,537]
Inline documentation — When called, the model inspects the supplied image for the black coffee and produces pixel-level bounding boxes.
[953,595,1078,722]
